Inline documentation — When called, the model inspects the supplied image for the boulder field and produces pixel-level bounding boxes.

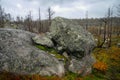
[0,17,96,77]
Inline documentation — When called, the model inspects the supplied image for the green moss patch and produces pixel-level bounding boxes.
[35,44,67,61]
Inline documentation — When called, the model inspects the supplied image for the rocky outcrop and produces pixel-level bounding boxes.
[50,17,96,58]
[0,17,96,77]
[0,28,64,76]
[49,17,96,75]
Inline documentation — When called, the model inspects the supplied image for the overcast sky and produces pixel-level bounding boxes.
[0,0,120,20]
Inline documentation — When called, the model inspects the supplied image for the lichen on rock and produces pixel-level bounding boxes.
[0,28,65,77]
[49,17,96,75]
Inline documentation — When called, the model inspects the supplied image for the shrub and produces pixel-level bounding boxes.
[93,61,108,73]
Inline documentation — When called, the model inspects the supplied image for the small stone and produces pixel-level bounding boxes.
[117,43,120,48]
[32,35,54,47]
[63,52,69,59]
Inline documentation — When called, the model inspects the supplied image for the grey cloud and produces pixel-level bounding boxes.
[0,0,119,19]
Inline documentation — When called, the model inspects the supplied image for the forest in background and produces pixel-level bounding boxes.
[0,4,120,34]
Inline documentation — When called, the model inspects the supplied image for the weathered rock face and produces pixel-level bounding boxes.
[0,17,96,77]
[50,17,96,58]
[117,43,120,48]
[49,17,96,75]
[68,55,95,76]
[32,35,54,47]
[0,28,64,76]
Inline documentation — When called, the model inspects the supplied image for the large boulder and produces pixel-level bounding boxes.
[49,17,96,74]
[0,28,64,76]
[50,17,96,58]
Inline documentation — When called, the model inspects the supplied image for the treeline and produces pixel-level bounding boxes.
[0,5,54,33]
[73,6,120,48]
[73,17,120,36]
[0,6,12,28]
[83,17,120,47]
[0,3,120,48]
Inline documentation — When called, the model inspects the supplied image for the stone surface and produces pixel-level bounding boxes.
[0,17,96,76]
[68,55,95,75]
[32,35,54,47]
[117,43,120,48]
[0,28,64,76]
[50,17,96,58]
[49,17,96,75]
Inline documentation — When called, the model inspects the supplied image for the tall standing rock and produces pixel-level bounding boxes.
[49,17,96,75]
[0,28,64,76]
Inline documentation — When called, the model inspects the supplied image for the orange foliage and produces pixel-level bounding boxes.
[110,46,120,67]
[31,74,47,80]
[0,71,62,80]
[93,61,108,72]
[76,78,83,80]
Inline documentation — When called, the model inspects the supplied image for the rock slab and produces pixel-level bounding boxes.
[0,28,64,76]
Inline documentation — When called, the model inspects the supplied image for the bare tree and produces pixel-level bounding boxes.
[98,20,102,36]
[108,7,113,47]
[0,5,4,28]
[97,18,107,48]
[99,7,113,47]
[85,11,88,30]
[5,13,12,23]
[116,4,120,36]
[47,7,55,28]
[38,8,42,33]
[16,16,21,24]
[28,11,32,32]
[24,11,33,32]
[0,1,12,28]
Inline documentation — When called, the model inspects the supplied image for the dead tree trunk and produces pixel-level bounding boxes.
[0,5,4,28]
[47,7,55,32]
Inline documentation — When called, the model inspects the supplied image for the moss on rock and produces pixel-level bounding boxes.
[35,44,67,62]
